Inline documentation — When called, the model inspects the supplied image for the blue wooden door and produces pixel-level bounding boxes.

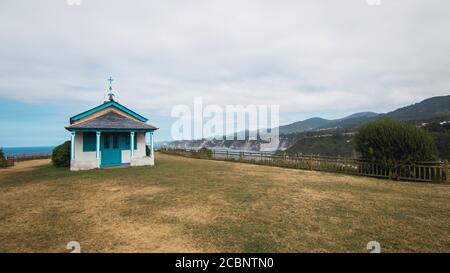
[101,133,122,166]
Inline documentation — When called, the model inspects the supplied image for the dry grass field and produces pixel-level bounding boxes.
[1,153,449,253]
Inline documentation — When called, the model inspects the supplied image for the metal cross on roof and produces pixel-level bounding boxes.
[107,76,115,101]
[108,76,114,85]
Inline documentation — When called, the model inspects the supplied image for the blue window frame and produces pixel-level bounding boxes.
[83,132,96,152]
[104,134,110,149]
[124,133,138,150]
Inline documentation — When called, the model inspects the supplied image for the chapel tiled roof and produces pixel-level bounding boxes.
[66,111,157,131]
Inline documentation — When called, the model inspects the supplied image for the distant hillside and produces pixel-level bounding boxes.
[279,117,330,134]
[341,112,379,120]
[284,95,450,157]
[279,112,379,134]
[384,95,450,121]
[325,112,379,131]
[162,94,450,155]
[283,134,355,157]
[279,95,450,135]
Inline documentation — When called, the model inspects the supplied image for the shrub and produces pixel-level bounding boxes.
[423,122,450,160]
[146,145,150,156]
[197,147,213,159]
[52,141,71,167]
[0,148,5,168]
[354,118,438,163]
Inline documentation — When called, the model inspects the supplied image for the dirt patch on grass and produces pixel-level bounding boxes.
[160,205,216,225]
[68,183,212,252]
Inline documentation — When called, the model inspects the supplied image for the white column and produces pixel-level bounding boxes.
[96,131,101,160]
[130,131,135,158]
[70,132,76,160]
[150,131,154,158]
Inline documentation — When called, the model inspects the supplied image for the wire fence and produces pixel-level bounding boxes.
[0,157,15,168]
[13,153,52,162]
[0,153,52,168]
[160,148,449,183]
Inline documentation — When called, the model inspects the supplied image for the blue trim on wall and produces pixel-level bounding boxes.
[100,163,130,168]
[66,128,156,133]
[70,101,148,123]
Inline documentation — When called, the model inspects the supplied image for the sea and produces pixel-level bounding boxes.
[2,146,54,157]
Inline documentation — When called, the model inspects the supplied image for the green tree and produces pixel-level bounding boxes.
[0,147,4,160]
[354,119,438,163]
[51,141,71,167]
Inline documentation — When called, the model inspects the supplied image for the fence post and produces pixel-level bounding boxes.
[445,160,449,183]
[309,155,313,170]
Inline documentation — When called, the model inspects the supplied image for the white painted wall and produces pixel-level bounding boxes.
[135,133,147,158]
[71,132,100,171]
[122,150,131,163]
[74,132,98,161]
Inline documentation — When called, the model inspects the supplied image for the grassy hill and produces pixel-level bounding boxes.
[163,95,450,157]
[385,95,450,121]
[279,117,331,134]
[284,95,450,157]
[284,134,355,157]
[281,95,450,134]
[279,112,379,134]
[1,154,450,252]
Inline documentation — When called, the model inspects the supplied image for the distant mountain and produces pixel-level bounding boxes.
[279,95,450,134]
[279,112,379,134]
[279,117,331,134]
[284,134,355,157]
[327,112,379,131]
[340,112,379,120]
[384,95,450,121]
[282,95,450,156]
[162,94,450,152]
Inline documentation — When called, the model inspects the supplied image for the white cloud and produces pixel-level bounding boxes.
[0,0,449,120]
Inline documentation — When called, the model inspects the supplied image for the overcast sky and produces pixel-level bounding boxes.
[1,0,449,146]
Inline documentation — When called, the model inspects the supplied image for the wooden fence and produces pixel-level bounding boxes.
[160,148,449,183]
[0,157,15,168]
[0,153,51,168]
[13,153,52,162]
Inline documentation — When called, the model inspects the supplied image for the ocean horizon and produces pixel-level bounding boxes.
[2,146,54,156]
